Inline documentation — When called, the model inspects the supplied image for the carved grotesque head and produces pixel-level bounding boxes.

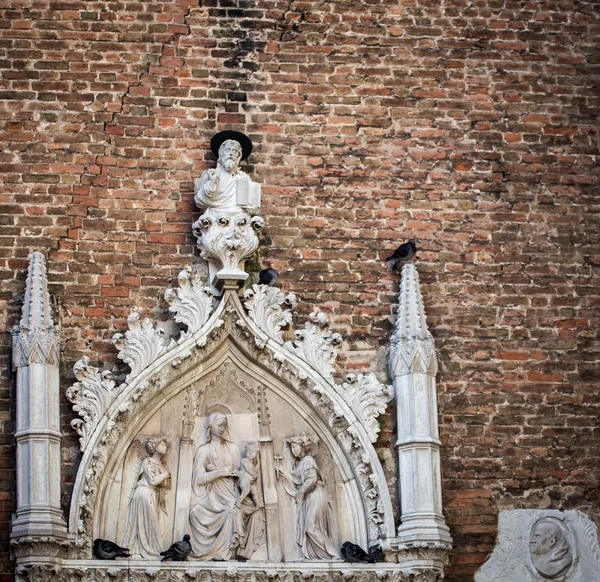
[529,517,573,578]
[218,139,243,173]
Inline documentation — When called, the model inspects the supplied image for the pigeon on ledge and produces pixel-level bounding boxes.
[160,535,192,562]
[340,541,376,563]
[258,268,279,286]
[93,539,131,560]
[384,241,417,270]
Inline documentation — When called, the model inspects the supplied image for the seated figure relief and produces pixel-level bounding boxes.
[189,412,265,560]
[121,436,171,558]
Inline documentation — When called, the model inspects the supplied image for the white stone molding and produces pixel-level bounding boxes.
[284,311,343,381]
[243,284,297,345]
[192,210,264,286]
[15,561,444,582]
[389,263,452,551]
[340,374,393,443]
[11,251,67,541]
[475,509,600,582]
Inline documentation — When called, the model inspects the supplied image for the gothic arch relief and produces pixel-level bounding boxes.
[67,278,395,560]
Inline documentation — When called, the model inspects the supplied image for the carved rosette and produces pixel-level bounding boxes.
[192,209,264,280]
[341,374,393,443]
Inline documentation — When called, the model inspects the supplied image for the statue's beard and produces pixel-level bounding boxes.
[221,157,238,173]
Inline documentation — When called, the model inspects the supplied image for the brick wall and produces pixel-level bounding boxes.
[1,0,599,579]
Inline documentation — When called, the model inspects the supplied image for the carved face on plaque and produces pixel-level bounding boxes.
[529,517,573,578]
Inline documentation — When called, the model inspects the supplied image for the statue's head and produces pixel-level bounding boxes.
[287,434,313,459]
[218,139,243,173]
[205,411,229,442]
[145,436,168,456]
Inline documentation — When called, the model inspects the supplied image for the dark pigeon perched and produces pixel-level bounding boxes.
[258,268,279,286]
[93,539,131,560]
[384,241,417,270]
[341,541,376,563]
[160,534,192,562]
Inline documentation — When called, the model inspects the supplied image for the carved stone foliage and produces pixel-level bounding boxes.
[112,309,169,382]
[12,251,60,368]
[475,509,600,582]
[284,311,343,381]
[243,284,297,345]
[340,374,393,443]
[66,357,119,451]
[192,210,264,278]
[165,266,215,338]
[15,564,444,582]
[66,276,394,561]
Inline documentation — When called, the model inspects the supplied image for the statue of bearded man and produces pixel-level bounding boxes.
[194,135,260,213]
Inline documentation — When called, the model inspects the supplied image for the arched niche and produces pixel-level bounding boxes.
[93,339,367,561]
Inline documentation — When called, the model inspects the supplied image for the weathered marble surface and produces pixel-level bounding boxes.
[475,509,600,582]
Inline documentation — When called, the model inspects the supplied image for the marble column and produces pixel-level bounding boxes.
[11,252,67,540]
[389,263,451,545]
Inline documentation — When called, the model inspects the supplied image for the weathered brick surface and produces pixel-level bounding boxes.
[1,0,599,579]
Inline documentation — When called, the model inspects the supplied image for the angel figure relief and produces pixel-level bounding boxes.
[277,435,340,560]
[121,436,171,558]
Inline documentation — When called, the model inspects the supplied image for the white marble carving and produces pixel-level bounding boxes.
[66,357,118,451]
[193,136,264,286]
[112,309,170,382]
[389,262,451,547]
[165,266,215,337]
[284,311,342,381]
[243,284,297,345]
[194,138,261,213]
[475,509,600,582]
[190,412,265,560]
[121,437,171,558]
[278,435,340,560]
[11,251,67,541]
[340,374,393,443]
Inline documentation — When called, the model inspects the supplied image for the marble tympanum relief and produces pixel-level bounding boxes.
[97,361,352,562]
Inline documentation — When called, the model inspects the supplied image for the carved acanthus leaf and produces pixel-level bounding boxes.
[192,210,264,276]
[66,357,118,451]
[243,284,297,344]
[112,309,168,381]
[341,373,393,442]
[164,266,214,336]
[284,311,342,381]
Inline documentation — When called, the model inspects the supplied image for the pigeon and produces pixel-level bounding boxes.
[93,538,131,560]
[340,541,376,563]
[258,268,279,286]
[160,534,192,562]
[384,241,417,270]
